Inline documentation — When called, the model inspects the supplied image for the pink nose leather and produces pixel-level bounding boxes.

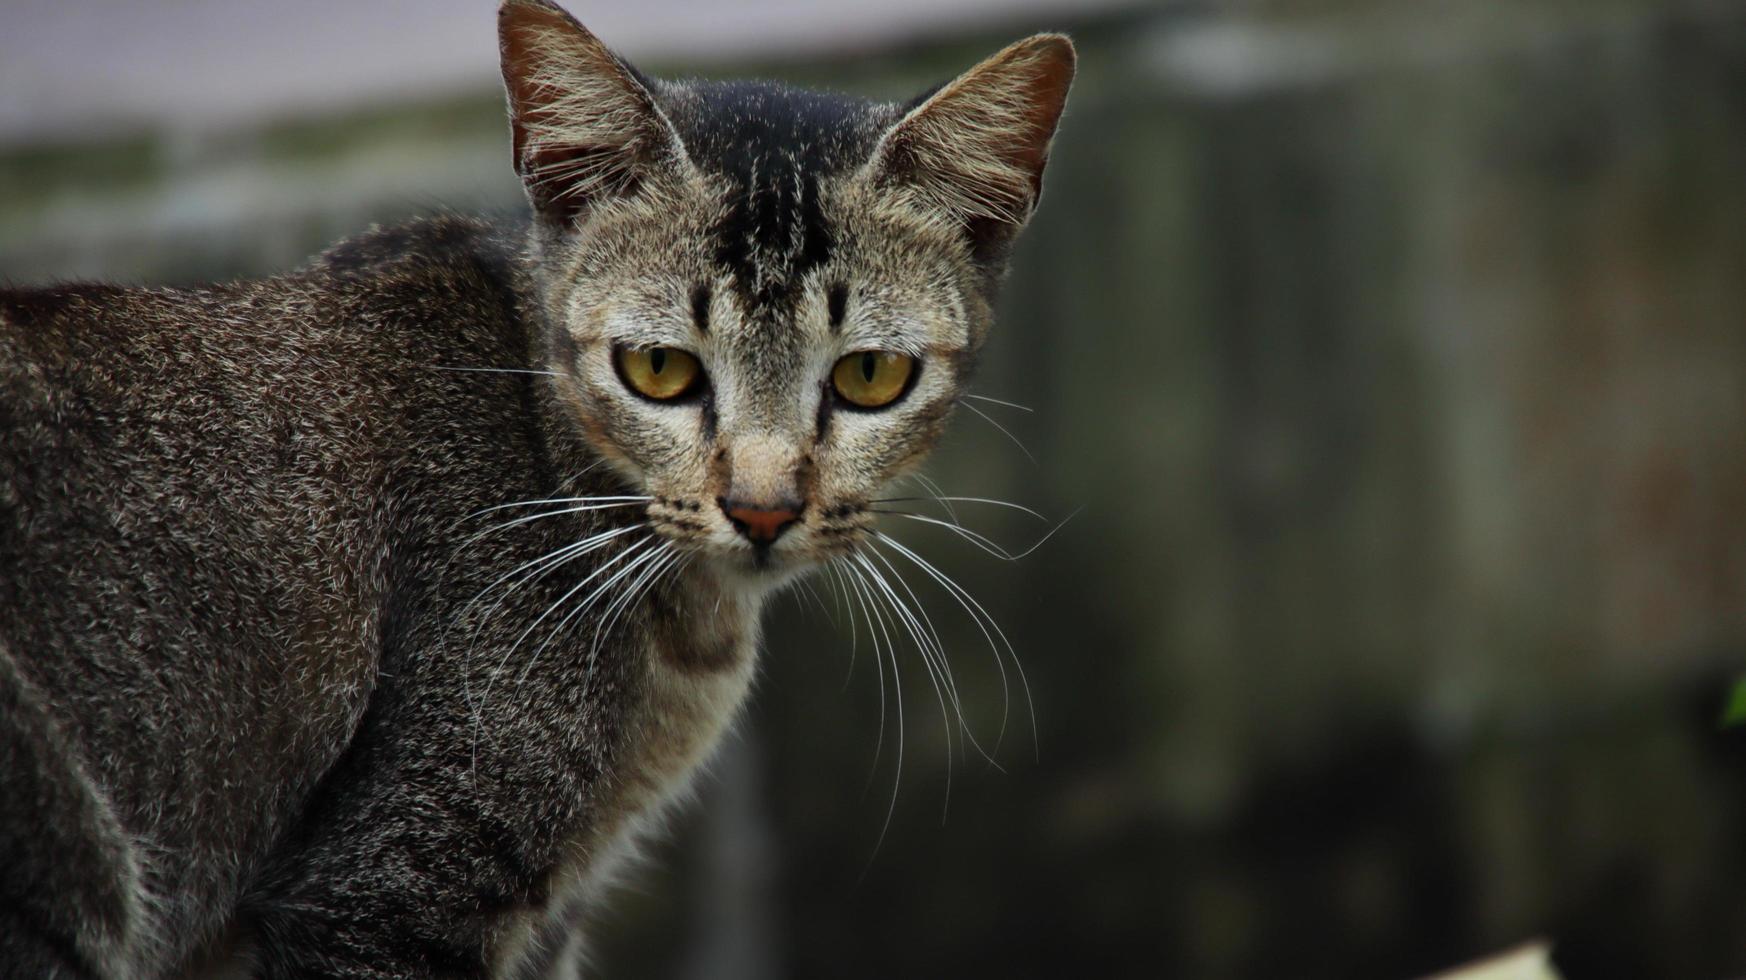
[722,501,801,544]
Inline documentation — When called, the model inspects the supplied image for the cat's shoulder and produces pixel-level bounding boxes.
[313,213,524,297]
[1,214,527,352]
[0,280,179,331]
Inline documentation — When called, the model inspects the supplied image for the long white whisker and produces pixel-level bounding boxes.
[873,531,1038,762]
[854,553,961,737]
[584,543,680,670]
[854,553,962,823]
[516,542,671,693]
[962,393,1034,413]
[458,523,642,642]
[468,496,651,519]
[826,562,859,690]
[793,576,834,625]
[453,502,649,560]
[879,510,1077,562]
[873,495,1048,522]
[432,365,564,378]
[864,546,1004,773]
[470,535,653,779]
[878,512,1019,561]
[838,560,888,783]
[960,400,1037,464]
[497,542,674,754]
[910,472,961,525]
[855,555,956,739]
[540,540,665,668]
[840,560,904,876]
[455,523,642,719]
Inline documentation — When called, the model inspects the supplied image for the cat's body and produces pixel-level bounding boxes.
[2,218,751,974]
[0,2,1073,976]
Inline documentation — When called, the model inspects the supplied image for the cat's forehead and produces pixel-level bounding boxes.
[654,80,902,313]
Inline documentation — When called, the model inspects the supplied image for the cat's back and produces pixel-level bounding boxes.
[1,213,521,412]
[0,213,532,683]
[1,215,525,505]
[0,216,539,962]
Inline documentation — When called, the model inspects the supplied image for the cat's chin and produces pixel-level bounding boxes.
[703,549,816,594]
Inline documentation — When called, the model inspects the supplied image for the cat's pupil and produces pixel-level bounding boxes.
[860,352,876,383]
[650,349,667,374]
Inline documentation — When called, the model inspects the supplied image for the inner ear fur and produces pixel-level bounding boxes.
[871,34,1076,263]
[498,0,687,228]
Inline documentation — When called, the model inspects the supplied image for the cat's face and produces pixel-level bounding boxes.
[499,0,1073,581]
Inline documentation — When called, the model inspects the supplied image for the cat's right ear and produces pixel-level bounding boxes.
[498,0,688,229]
[867,35,1075,267]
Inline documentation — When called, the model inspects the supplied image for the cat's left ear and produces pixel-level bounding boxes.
[868,34,1076,264]
[498,0,689,229]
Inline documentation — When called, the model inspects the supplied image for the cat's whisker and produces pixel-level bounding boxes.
[874,510,1077,562]
[634,548,691,632]
[430,365,565,379]
[467,495,652,519]
[840,567,891,746]
[452,525,639,713]
[441,492,646,582]
[442,518,645,649]
[852,555,955,755]
[910,472,961,524]
[562,457,610,489]
[871,531,1038,762]
[455,501,650,555]
[584,543,682,670]
[962,393,1035,413]
[867,545,1009,771]
[457,524,642,632]
[792,576,835,626]
[470,536,653,770]
[838,560,905,877]
[864,546,1004,774]
[959,399,1037,464]
[824,563,859,691]
[459,524,645,668]
[852,553,965,821]
[436,496,635,579]
[538,538,668,672]
[497,539,675,760]
[834,559,886,783]
[870,495,1049,521]
[873,512,1021,561]
[533,543,670,700]
[852,554,960,736]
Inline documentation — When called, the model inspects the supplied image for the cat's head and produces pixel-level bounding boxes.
[498,0,1072,581]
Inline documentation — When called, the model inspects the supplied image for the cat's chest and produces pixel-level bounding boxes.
[491,577,763,975]
[610,608,759,827]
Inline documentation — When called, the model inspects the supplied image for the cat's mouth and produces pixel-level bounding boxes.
[645,495,871,581]
[703,541,821,591]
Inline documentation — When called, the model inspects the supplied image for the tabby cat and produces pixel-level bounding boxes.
[0,1,1074,975]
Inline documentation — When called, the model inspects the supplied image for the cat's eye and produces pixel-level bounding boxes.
[616,346,702,401]
[831,351,916,409]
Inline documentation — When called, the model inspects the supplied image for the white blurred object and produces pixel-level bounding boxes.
[0,0,1135,143]
[1423,942,1562,980]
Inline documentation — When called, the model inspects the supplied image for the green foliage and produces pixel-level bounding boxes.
[1723,677,1746,729]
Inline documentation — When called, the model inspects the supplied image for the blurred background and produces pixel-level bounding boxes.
[5,1,1746,977]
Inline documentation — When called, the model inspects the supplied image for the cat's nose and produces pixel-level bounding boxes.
[719,498,802,546]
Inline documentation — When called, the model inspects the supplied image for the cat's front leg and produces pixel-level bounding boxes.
[240,714,598,980]
[245,854,502,978]
[243,809,510,978]
[0,648,151,980]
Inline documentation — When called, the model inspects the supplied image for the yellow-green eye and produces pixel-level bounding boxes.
[616,346,702,400]
[831,350,915,409]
